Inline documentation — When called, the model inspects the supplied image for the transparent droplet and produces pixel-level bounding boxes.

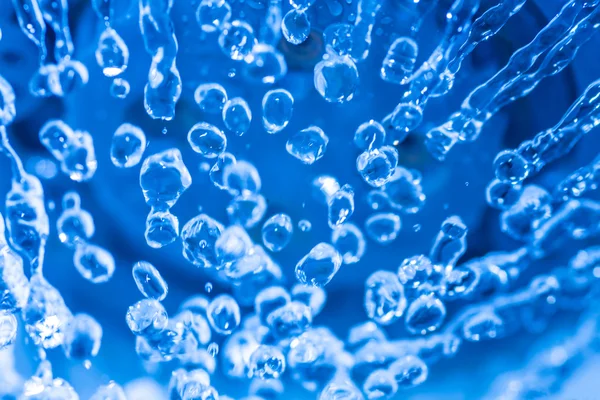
[366,190,389,210]
[249,345,286,379]
[243,44,288,85]
[194,83,228,114]
[486,179,522,210]
[57,59,89,96]
[111,123,146,168]
[219,20,257,61]
[196,0,232,32]
[323,23,354,57]
[363,369,398,400]
[255,286,291,324]
[73,243,115,283]
[331,223,366,264]
[266,301,312,338]
[62,313,102,361]
[328,184,355,228]
[210,152,237,191]
[227,192,268,229]
[462,311,504,342]
[319,381,364,400]
[429,215,468,269]
[188,122,227,158]
[262,213,294,252]
[384,167,426,214]
[145,209,179,248]
[181,214,225,268]
[223,97,252,136]
[357,146,398,187]
[262,89,294,134]
[494,150,530,183]
[139,149,192,209]
[95,28,129,77]
[314,55,359,103]
[380,37,418,85]
[282,9,311,45]
[388,355,427,388]
[286,126,329,165]
[389,103,423,134]
[397,255,432,300]
[29,65,61,98]
[223,160,262,195]
[132,261,168,301]
[500,184,552,240]
[291,284,327,316]
[126,299,168,336]
[215,226,252,270]
[57,198,95,247]
[110,78,130,99]
[354,120,386,151]
[207,294,241,335]
[365,213,401,244]
[298,219,312,232]
[364,270,406,325]
[295,243,342,287]
[405,294,446,334]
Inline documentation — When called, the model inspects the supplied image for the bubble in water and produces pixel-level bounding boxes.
[354,120,386,151]
[262,89,294,134]
[462,311,504,342]
[331,223,366,264]
[249,345,286,379]
[356,146,399,187]
[295,243,342,287]
[0,311,17,349]
[126,299,168,336]
[132,261,168,301]
[388,355,428,388]
[365,213,401,244]
[223,97,253,136]
[73,243,116,283]
[145,209,179,248]
[323,23,354,57]
[267,301,312,338]
[139,149,192,209]
[486,179,522,210]
[62,313,102,361]
[194,83,228,114]
[188,122,227,158]
[429,215,468,269]
[111,123,146,168]
[384,167,426,214]
[24,275,73,349]
[494,150,530,183]
[181,213,225,268]
[291,284,327,316]
[286,126,329,164]
[207,294,241,335]
[298,219,312,232]
[227,192,267,228]
[110,78,130,99]
[90,382,127,400]
[196,0,233,32]
[219,20,257,61]
[380,37,418,85]
[262,213,294,252]
[364,270,406,325]
[282,10,311,45]
[314,55,359,103]
[363,369,398,400]
[255,286,291,324]
[405,294,446,334]
[95,28,129,77]
[328,184,355,228]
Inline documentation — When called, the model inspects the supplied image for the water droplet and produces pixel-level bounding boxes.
[384,167,426,214]
[314,55,359,103]
[331,223,366,264]
[298,219,312,232]
[90,382,127,400]
[365,213,401,244]
[255,286,291,324]
[500,185,552,240]
[262,213,294,252]
[380,37,418,85]
[267,301,312,338]
[227,192,268,228]
[354,120,386,151]
[404,294,446,334]
[111,123,146,168]
[486,179,522,210]
[295,243,342,287]
[95,28,129,77]
[286,126,329,164]
[139,149,192,209]
[62,313,102,361]
[219,20,257,60]
[223,160,262,195]
[328,184,355,228]
[291,284,327,316]
[110,78,130,99]
[126,299,168,336]
[363,369,398,400]
[57,194,95,247]
[188,122,227,158]
[323,23,354,57]
[132,261,168,301]
[194,83,228,114]
[145,209,179,248]
[282,10,311,45]
[494,150,530,183]
[207,294,241,335]
[462,311,504,342]
[397,255,432,299]
[249,345,286,379]
[364,270,406,325]
[205,282,213,293]
[429,215,468,268]
[244,44,287,85]
[357,146,398,187]
[388,355,428,388]
[223,97,252,136]
[262,89,294,134]
[181,214,225,268]
[196,0,232,32]
[73,243,115,283]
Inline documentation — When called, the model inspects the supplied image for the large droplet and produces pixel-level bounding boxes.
[282,9,311,45]
[181,214,224,268]
[314,55,359,103]
[365,213,401,245]
[356,146,398,187]
[226,192,268,228]
[262,213,294,252]
[286,126,329,165]
[262,89,294,134]
[187,122,227,158]
[223,160,262,195]
[95,28,129,77]
[110,123,146,168]
[404,294,446,335]
[62,313,102,361]
[364,270,406,325]
[139,149,192,209]
[295,243,342,287]
[207,294,241,335]
[132,261,168,301]
[223,97,252,136]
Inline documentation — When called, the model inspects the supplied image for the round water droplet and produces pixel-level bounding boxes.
[381,37,418,85]
[74,243,115,283]
[219,20,257,61]
[331,223,366,264]
[57,202,95,247]
[286,126,329,164]
[365,213,401,245]
[244,44,288,85]
[397,255,432,299]
[227,192,268,229]
[266,301,312,338]
[354,120,386,151]
[132,261,168,301]
[215,225,253,266]
[62,313,102,361]
[295,243,342,287]
[223,160,261,194]
[357,146,399,187]
[282,9,311,45]
[262,213,294,252]
[110,78,130,98]
[188,122,227,158]
[196,0,232,32]
[364,270,406,325]
[314,55,359,103]
[126,299,168,336]
[223,97,252,136]
[181,213,225,268]
[255,286,291,324]
[405,294,446,334]
[298,219,312,232]
[139,149,192,209]
[291,284,326,316]
[262,89,294,134]
[111,123,146,168]
[494,150,530,183]
[384,167,426,214]
[323,23,354,56]
[363,369,398,400]
[388,355,428,388]
[207,294,241,335]
[249,345,286,379]
[145,209,179,248]
[95,28,129,77]
[194,83,228,113]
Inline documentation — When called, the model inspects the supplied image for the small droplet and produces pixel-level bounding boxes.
[298,219,312,232]
[286,126,329,164]
[363,369,398,400]
[262,89,294,134]
[110,78,130,99]
[223,160,262,195]
[205,282,213,293]
[365,213,401,244]
[295,243,342,287]
[132,261,168,301]
[90,382,127,400]
[462,311,504,342]
[73,243,115,283]
[291,284,327,316]
[486,179,522,210]
[262,213,294,252]
[255,286,291,324]
[181,213,225,268]
[494,150,530,183]
[208,341,220,357]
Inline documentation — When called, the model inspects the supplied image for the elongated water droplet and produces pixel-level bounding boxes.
[262,89,294,134]
[132,261,168,301]
[223,97,252,136]
[380,37,418,85]
[95,28,129,77]
[295,243,342,287]
[111,123,146,168]
[328,184,355,228]
[188,122,227,158]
